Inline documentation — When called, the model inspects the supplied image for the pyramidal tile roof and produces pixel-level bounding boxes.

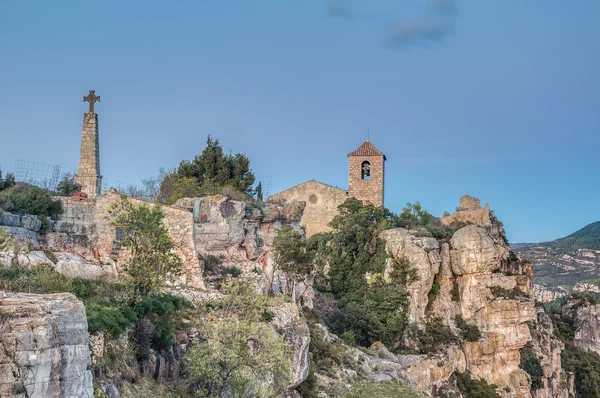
[347,140,386,160]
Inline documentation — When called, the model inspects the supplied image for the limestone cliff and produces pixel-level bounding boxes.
[562,296,600,356]
[380,197,537,397]
[0,292,94,398]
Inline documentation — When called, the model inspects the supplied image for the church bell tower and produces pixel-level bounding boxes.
[347,140,386,206]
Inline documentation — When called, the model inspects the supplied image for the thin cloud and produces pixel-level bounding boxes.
[428,0,458,16]
[326,2,356,20]
[385,20,454,48]
[325,0,379,21]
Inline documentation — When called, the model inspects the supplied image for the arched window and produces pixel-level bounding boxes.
[361,161,371,180]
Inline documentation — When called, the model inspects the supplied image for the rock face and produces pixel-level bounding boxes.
[186,195,305,295]
[529,308,571,398]
[270,302,310,388]
[381,197,536,397]
[0,292,94,398]
[562,298,600,356]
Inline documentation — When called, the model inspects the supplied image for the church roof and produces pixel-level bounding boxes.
[347,140,386,160]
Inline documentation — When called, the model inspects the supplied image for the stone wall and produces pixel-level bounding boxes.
[268,180,347,237]
[76,112,102,198]
[348,154,385,207]
[94,191,204,289]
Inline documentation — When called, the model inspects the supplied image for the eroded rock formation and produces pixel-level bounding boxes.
[0,292,93,398]
[381,198,537,397]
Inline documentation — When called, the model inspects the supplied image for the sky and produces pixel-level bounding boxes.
[0,0,598,243]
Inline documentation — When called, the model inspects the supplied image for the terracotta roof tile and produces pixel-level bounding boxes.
[347,140,386,160]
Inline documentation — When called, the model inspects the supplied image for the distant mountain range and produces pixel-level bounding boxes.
[513,222,600,298]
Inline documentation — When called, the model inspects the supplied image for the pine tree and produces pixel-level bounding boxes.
[256,182,263,202]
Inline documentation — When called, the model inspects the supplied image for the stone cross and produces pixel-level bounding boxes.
[83,90,100,113]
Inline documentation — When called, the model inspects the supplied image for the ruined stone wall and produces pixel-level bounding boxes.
[76,113,102,198]
[94,191,204,289]
[348,154,385,206]
[268,180,348,237]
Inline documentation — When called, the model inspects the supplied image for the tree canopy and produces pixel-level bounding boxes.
[159,136,255,204]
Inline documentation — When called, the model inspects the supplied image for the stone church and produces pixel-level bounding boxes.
[269,140,386,236]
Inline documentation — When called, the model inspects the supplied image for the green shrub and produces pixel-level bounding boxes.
[199,254,221,274]
[426,270,442,310]
[451,278,460,301]
[407,317,459,354]
[455,372,499,398]
[313,198,411,348]
[389,257,419,286]
[84,297,136,336]
[184,281,290,398]
[520,343,543,390]
[489,286,526,300]
[0,183,62,219]
[341,331,356,346]
[346,383,425,398]
[455,315,482,342]
[0,169,16,192]
[55,173,81,196]
[228,266,242,277]
[134,293,194,350]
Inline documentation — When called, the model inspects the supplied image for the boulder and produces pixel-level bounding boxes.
[21,214,42,232]
[0,212,21,227]
[4,226,40,249]
[450,226,503,275]
[54,252,113,279]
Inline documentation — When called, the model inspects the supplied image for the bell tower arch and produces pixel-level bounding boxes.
[347,140,386,206]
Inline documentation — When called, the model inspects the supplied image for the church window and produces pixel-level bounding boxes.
[361,161,371,180]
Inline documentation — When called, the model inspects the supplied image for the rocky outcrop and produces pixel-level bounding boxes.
[270,302,310,388]
[562,297,600,356]
[529,307,571,398]
[0,292,93,398]
[381,197,536,397]
[533,285,569,303]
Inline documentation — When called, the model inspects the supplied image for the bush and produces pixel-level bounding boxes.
[346,383,425,398]
[112,196,183,301]
[0,183,62,219]
[455,315,482,342]
[455,372,499,398]
[313,198,411,348]
[0,169,16,192]
[426,270,442,310]
[55,173,81,196]
[228,266,242,277]
[489,286,526,300]
[395,202,452,239]
[520,343,543,390]
[199,254,221,274]
[184,281,290,397]
[451,278,460,301]
[407,317,459,354]
[84,297,136,336]
[134,293,194,350]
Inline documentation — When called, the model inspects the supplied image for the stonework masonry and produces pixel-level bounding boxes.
[269,140,386,236]
[268,180,348,236]
[76,112,102,198]
[348,152,385,207]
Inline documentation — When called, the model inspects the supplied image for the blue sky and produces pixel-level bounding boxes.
[0,1,598,243]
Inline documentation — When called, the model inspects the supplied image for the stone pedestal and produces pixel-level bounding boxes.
[76,112,102,197]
